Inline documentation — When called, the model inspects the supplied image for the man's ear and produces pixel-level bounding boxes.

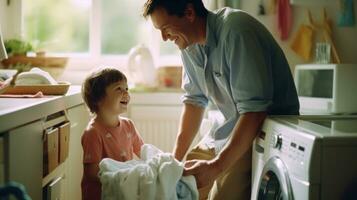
[184,3,196,22]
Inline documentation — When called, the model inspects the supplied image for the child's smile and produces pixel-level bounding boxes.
[120,99,129,106]
[99,80,130,116]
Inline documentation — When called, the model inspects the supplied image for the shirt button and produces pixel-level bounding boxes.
[214,72,221,77]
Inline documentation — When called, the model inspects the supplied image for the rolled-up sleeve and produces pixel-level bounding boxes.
[226,30,273,114]
[180,52,209,108]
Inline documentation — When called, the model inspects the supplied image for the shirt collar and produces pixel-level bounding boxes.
[184,11,217,53]
[204,11,218,48]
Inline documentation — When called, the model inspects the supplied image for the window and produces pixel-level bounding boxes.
[24,0,90,53]
[23,0,180,65]
[101,0,147,55]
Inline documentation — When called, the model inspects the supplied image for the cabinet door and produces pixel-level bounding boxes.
[65,104,90,200]
[7,120,43,200]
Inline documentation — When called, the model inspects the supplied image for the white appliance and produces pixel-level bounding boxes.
[252,115,357,200]
[127,44,156,87]
[294,64,357,114]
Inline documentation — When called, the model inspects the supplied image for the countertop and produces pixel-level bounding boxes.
[0,85,83,133]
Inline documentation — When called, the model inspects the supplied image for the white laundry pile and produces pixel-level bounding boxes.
[99,144,198,200]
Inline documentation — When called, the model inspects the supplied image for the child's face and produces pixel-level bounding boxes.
[98,80,130,116]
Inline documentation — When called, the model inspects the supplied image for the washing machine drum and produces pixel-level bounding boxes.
[257,157,294,200]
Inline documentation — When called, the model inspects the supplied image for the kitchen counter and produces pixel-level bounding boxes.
[0,85,83,133]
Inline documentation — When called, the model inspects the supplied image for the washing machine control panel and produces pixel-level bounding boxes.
[272,134,283,149]
[262,118,317,181]
[270,129,308,168]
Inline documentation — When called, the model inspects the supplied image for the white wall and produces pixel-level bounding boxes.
[240,0,357,71]
[0,0,22,39]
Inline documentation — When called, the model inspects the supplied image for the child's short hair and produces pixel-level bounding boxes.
[82,67,127,113]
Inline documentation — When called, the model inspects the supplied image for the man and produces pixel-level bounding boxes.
[143,0,299,199]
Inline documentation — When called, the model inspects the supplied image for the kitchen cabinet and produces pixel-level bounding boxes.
[5,119,43,199]
[65,104,90,200]
[41,104,89,200]
[0,86,89,200]
[2,105,89,200]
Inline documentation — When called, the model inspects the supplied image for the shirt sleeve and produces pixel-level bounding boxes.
[81,129,103,164]
[225,30,273,114]
[180,52,209,108]
[128,120,144,158]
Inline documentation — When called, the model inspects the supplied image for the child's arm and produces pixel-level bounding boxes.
[82,128,103,181]
[83,163,100,182]
[129,120,144,158]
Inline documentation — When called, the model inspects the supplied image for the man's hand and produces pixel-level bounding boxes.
[183,159,221,188]
[173,104,205,161]
[183,112,266,189]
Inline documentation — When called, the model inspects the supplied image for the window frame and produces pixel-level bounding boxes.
[21,0,182,69]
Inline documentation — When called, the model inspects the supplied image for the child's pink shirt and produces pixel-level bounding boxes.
[81,117,144,200]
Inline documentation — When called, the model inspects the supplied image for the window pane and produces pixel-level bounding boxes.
[101,0,150,54]
[101,0,179,56]
[23,0,90,53]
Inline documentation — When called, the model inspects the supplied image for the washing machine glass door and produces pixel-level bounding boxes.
[258,157,293,200]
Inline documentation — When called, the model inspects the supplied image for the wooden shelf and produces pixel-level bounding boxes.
[1,55,68,68]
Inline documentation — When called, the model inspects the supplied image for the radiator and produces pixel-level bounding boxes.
[133,119,180,153]
[129,106,182,153]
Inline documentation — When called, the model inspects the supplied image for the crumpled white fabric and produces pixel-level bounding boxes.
[99,144,198,200]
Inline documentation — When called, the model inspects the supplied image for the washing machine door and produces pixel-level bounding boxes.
[257,157,293,200]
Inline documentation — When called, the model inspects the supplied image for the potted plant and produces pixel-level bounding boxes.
[2,39,68,70]
[4,39,34,56]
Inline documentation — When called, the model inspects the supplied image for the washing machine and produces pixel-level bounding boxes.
[251,115,357,200]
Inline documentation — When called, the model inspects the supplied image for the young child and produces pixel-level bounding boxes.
[81,67,144,200]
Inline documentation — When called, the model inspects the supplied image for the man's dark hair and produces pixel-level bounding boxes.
[143,0,208,18]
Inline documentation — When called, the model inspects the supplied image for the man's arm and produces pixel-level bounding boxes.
[173,103,205,161]
[212,111,266,172]
[184,111,266,188]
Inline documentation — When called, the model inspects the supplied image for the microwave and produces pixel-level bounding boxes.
[294,64,357,114]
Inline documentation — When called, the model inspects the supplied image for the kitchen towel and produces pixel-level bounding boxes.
[0,91,44,98]
[277,0,292,40]
[290,24,314,61]
[99,144,198,200]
